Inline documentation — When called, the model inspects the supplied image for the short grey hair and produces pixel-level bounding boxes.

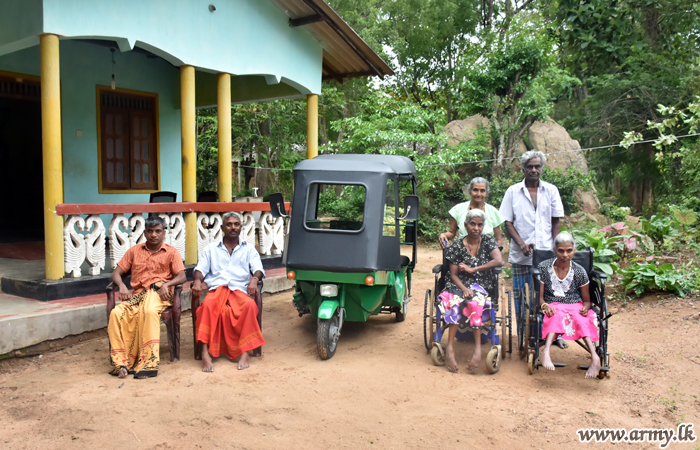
[464,208,486,224]
[467,177,490,196]
[520,150,547,170]
[553,232,576,251]
[222,211,243,222]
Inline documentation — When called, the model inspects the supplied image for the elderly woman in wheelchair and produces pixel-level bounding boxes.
[441,209,503,373]
[537,232,601,378]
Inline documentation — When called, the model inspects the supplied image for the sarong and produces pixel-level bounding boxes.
[541,302,599,341]
[512,263,532,317]
[438,284,492,327]
[108,289,171,377]
[195,286,265,359]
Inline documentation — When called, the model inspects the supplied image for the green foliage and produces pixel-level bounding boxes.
[639,215,679,243]
[620,261,695,297]
[571,230,621,276]
[316,186,366,223]
[599,202,631,222]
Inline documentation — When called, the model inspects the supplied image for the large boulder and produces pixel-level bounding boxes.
[527,119,600,214]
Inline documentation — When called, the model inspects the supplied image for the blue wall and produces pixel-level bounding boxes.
[41,0,323,95]
[0,40,182,206]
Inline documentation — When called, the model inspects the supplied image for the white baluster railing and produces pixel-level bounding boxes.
[58,204,287,278]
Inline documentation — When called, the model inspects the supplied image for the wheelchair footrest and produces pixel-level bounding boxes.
[578,365,610,371]
[553,362,567,368]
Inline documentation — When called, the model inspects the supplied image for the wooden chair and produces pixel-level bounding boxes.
[106,274,183,362]
[191,279,264,360]
[149,191,177,203]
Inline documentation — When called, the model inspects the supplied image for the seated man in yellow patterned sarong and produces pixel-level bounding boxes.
[108,216,186,379]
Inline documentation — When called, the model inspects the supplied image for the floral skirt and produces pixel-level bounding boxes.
[439,284,491,327]
[541,302,599,341]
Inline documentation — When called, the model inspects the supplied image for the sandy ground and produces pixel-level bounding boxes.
[1,245,699,450]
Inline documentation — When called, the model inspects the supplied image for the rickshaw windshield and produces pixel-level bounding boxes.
[305,183,366,231]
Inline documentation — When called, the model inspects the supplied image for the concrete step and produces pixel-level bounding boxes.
[0,269,293,355]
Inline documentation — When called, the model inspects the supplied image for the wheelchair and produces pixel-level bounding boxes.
[519,248,612,378]
[423,251,512,373]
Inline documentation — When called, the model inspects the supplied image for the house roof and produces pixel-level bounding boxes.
[269,0,394,82]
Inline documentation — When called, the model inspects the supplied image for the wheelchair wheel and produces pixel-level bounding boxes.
[423,289,435,352]
[486,346,501,373]
[596,346,607,379]
[430,344,446,366]
[527,351,535,374]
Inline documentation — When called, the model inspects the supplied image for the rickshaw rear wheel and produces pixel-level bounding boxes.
[317,314,340,360]
[486,347,501,373]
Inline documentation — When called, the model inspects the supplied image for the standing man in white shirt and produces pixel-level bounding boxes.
[499,150,565,345]
[191,212,266,373]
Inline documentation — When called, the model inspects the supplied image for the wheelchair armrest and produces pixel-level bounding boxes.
[432,264,443,274]
[493,265,502,274]
[591,270,607,281]
[531,267,541,276]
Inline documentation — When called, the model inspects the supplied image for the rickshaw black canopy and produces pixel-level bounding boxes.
[286,154,417,273]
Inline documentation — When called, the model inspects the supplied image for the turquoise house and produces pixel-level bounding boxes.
[0,0,392,279]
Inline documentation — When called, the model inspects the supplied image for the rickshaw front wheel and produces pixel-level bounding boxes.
[317,314,340,360]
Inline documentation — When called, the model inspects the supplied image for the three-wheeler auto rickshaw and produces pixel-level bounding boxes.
[269,154,419,360]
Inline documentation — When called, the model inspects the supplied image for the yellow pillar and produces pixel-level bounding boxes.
[306,94,318,159]
[180,65,197,264]
[217,73,232,202]
[40,34,65,280]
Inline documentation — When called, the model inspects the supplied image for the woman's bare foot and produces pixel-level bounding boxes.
[118,367,128,378]
[237,352,250,370]
[467,349,481,373]
[202,350,214,373]
[445,345,458,373]
[541,348,555,371]
[585,352,601,379]
[554,337,569,349]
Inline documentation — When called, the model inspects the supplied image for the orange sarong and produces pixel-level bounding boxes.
[195,286,265,359]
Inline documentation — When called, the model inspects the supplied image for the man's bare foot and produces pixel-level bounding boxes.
[445,346,458,373]
[118,367,128,379]
[585,353,601,379]
[541,348,555,371]
[237,352,250,370]
[202,351,214,373]
[467,350,481,373]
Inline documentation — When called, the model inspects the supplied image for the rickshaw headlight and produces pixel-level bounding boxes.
[287,271,296,280]
[365,276,374,286]
[320,284,338,297]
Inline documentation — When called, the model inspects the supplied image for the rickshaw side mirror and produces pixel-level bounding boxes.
[400,195,419,221]
[268,193,288,218]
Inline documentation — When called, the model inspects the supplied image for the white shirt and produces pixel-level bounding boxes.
[195,239,265,293]
[499,179,565,266]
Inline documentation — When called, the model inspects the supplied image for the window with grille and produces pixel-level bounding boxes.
[98,89,158,191]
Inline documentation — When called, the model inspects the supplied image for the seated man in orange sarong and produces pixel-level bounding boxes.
[191,212,266,372]
[108,216,186,379]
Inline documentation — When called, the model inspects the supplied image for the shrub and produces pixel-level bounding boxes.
[620,260,695,297]
[600,202,631,222]
[571,229,621,276]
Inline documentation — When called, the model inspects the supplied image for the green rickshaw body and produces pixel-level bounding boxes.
[290,267,409,322]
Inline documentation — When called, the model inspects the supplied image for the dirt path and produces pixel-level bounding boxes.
[1,245,699,449]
